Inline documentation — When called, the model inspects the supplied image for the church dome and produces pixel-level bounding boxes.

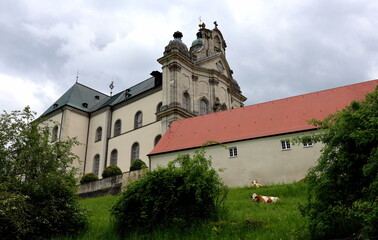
[191,38,203,47]
[163,31,190,58]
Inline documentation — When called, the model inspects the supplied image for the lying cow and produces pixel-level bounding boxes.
[251,180,262,187]
[251,193,280,203]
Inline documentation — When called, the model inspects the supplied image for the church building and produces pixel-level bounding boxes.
[41,22,247,178]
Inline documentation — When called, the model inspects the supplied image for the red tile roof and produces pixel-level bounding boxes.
[149,80,378,156]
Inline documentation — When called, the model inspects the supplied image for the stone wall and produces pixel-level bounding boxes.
[78,169,147,199]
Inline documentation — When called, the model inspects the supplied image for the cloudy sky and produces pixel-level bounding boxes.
[1,0,377,115]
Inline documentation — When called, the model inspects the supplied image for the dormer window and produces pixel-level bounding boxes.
[95,95,100,100]
[53,103,58,109]
[82,103,88,108]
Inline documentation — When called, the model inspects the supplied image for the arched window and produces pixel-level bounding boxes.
[154,135,162,146]
[131,142,139,162]
[110,149,118,166]
[134,111,143,129]
[51,125,59,142]
[183,92,190,111]
[95,127,102,142]
[199,98,209,115]
[114,119,121,136]
[156,102,163,121]
[93,154,100,176]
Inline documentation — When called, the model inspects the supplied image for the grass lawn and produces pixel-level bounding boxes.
[64,182,309,240]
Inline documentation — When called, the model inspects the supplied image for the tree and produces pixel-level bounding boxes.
[111,149,228,234]
[300,87,378,239]
[0,107,88,239]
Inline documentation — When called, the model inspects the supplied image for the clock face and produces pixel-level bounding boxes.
[216,61,224,72]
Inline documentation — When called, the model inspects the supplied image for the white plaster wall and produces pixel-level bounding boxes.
[111,91,162,134]
[150,131,323,187]
[86,109,109,177]
[61,109,89,174]
[108,121,161,172]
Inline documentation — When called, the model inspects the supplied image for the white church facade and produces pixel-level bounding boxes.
[41,22,378,186]
[41,22,247,179]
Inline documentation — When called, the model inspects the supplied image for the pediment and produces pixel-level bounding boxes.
[194,53,232,78]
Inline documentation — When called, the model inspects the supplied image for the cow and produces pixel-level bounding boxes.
[251,193,280,203]
[251,180,262,187]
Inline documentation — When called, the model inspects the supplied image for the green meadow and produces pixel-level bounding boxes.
[62,182,309,240]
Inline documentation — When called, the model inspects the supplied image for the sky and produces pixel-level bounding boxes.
[1,0,377,115]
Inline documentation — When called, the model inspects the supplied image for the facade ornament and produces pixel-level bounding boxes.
[168,63,182,72]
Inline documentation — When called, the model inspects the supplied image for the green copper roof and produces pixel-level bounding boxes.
[191,38,203,47]
[41,83,109,117]
[41,72,162,117]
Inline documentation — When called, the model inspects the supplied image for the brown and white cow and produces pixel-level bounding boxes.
[251,193,280,203]
[251,180,262,187]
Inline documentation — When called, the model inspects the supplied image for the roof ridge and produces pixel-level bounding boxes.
[74,82,109,97]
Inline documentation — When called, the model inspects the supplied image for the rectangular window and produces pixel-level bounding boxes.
[281,140,291,150]
[303,141,313,147]
[229,147,238,157]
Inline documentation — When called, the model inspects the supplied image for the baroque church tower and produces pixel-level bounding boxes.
[157,22,247,131]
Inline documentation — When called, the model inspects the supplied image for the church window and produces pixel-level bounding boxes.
[229,147,238,157]
[131,142,140,162]
[134,111,143,129]
[200,99,209,115]
[281,140,291,150]
[183,92,190,111]
[110,149,118,166]
[114,119,121,136]
[93,154,100,176]
[95,127,102,142]
[51,125,58,142]
[154,135,162,146]
[156,102,163,121]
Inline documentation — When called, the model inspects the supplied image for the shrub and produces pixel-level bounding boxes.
[80,173,99,184]
[299,87,378,239]
[0,107,88,239]
[129,159,147,171]
[111,149,228,234]
[102,165,122,178]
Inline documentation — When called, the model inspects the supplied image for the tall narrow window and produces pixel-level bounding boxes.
[154,135,162,146]
[110,149,118,166]
[51,125,59,142]
[156,102,163,121]
[281,140,291,150]
[114,119,121,136]
[95,127,102,142]
[200,99,209,115]
[131,142,140,162]
[134,111,143,129]
[93,154,100,176]
[183,92,190,111]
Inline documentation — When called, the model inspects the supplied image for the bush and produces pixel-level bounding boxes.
[102,165,122,178]
[80,173,99,184]
[129,159,147,171]
[111,149,228,234]
[300,87,378,239]
[0,107,88,239]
